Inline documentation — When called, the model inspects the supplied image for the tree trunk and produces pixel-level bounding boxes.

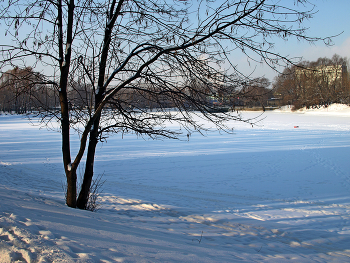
[60,82,75,207]
[76,0,123,209]
[58,0,76,208]
[76,115,100,209]
[66,169,77,208]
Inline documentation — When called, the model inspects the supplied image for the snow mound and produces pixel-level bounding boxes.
[299,103,350,115]
[274,105,294,112]
[275,103,350,116]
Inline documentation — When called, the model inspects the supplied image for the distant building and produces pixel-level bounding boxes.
[295,64,347,87]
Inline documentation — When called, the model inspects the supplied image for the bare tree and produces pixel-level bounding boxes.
[0,0,327,209]
[236,77,272,109]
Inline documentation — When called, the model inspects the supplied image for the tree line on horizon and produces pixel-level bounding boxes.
[1,54,349,115]
[0,67,273,113]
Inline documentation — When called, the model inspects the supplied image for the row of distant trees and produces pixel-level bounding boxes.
[0,67,274,113]
[0,67,52,113]
[4,55,348,115]
[273,54,350,109]
[0,67,98,113]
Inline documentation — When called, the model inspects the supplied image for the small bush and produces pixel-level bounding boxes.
[85,173,105,212]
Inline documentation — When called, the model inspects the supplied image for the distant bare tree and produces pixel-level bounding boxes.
[237,77,272,109]
[0,0,327,209]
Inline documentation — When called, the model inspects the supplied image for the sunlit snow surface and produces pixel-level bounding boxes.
[1,104,350,262]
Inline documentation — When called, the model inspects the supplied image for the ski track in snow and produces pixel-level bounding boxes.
[1,107,350,262]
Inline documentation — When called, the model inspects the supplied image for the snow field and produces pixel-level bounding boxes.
[1,106,350,262]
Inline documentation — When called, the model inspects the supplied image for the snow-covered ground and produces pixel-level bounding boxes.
[1,104,350,262]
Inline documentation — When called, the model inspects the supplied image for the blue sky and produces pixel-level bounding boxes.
[247,0,350,81]
[1,0,348,84]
